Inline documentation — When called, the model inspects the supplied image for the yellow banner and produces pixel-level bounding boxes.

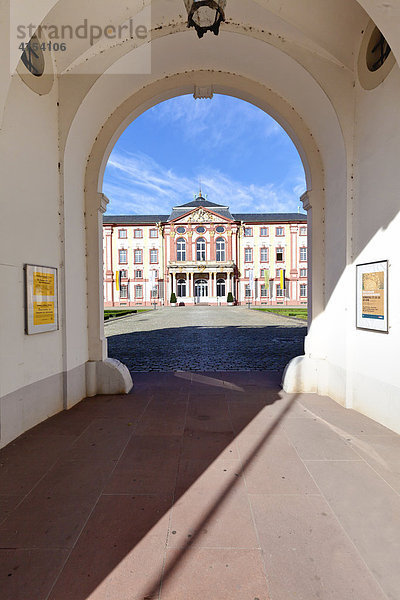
[33,301,55,325]
[33,272,54,296]
[280,269,285,290]
[116,271,120,291]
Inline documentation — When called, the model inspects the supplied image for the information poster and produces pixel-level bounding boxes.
[25,265,58,334]
[356,260,388,332]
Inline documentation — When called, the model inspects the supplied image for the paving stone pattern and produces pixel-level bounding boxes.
[106,306,306,373]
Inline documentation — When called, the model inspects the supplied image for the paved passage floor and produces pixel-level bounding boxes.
[1,372,399,600]
[106,306,307,372]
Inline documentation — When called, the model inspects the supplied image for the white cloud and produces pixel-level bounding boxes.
[148,94,283,150]
[103,150,306,216]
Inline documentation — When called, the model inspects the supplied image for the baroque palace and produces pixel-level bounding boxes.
[103,194,308,307]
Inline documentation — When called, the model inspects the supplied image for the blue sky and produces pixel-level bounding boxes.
[103,94,306,215]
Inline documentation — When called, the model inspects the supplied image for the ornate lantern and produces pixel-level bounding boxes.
[183,0,227,38]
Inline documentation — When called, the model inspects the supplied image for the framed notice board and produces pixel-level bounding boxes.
[356,260,388,333]
[25,264,59,334]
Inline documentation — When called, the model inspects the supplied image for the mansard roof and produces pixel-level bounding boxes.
[174,197,229,210]
[232,212,307,223]
[103,215,168,224]
[103,211,307,225]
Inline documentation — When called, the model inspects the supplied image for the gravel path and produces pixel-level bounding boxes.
[105,306,306,373]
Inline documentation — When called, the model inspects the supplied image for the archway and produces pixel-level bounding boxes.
[2,0,400,448]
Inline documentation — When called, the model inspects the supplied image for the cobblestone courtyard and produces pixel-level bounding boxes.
[106,306,306,373]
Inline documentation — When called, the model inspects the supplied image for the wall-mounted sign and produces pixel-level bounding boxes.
[25,264,58,334]
[356,260,388,332]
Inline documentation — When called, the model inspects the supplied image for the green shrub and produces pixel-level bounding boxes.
[170,292,177,304]
[227,292,234,303]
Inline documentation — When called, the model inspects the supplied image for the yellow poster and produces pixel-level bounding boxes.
[33,302,55,325]
[362,271,384,319]
[33,272,54,296]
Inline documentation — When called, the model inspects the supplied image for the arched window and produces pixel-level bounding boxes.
[194,279,208,298]
[177,279,187,297]
[176,238,186,262]
[216,237,225,262]
[217,278,226,297]
[196,238,206,261]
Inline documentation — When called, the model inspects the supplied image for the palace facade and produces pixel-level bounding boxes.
[103,195,308,307]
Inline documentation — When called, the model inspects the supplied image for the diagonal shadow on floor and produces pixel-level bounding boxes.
[0,372,396,600]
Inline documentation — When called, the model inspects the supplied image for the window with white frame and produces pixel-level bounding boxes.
[216,237,226,262]
[120,285,128,299]
[244,227,252,237]
[261,284,268,297]
[245,284,252,298]
[177,279,186,297]
[276,247,284,262]
[260,268,269,278]
[134,229,143,238]
[300,268,307,277]
[150,229,158,238]
[197,238,206,261]
[150,249,158,264]
[260,227,269,236]
[120,270,128,278]
[300,283,307,297]
[260,247,269,262]
[150,286,158,299]
[134,269,142,279]
[276,285,284,297]
[118,229,127,239]
[119,249,127,264]
[217,279,226,297]
[176,238,186,262]
[135,285,143,299]
[245,248,253,262]
[300,247,307,261]
[134,249,143,264]
[244,269,251,278]
[300,226,307,236]
[276,226,284,236]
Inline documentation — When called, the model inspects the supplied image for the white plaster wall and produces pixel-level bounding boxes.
[350,64,400,430]
[0,74,64,445]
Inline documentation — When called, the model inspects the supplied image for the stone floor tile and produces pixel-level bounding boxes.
[237,431,319,495]
[249,493,388,600]
[0,495,21,525]
[0,549,69,600]
[48,495,171,600]
[0,433,77,496]
[181,430,239,460]
[306,459,400,600]
[0,459,114,548]
[104,435,181,495]
[169,486,258,549]
[160,547,269,600]
[67,418,133,463]
[283,417,361,460]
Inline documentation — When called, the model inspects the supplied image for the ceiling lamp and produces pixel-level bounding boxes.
[184,0,227,38]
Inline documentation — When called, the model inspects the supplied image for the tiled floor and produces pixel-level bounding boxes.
[1,372,399,600]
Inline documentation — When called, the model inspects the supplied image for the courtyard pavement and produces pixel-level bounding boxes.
[1,372,400,600]
[106,306,307,372]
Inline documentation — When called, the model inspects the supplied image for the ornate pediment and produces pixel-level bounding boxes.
[188,207,217,223]
[174,207,230,225]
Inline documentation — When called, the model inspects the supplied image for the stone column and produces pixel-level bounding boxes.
[104,225,114,305]
[301,192,312,326]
